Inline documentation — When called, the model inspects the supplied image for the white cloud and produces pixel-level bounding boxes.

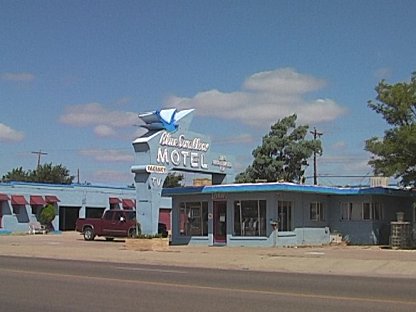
[243,68,325,94]
[94,125,117,137]
[0,123,25,142]
[1,72,35,82]
[213,133,255,145]
[91,169,134,184]
[59,102,138,129]
[113,97,131,105]
[79,149,134,162]
[166,68,346,127]
[332,141,347,150]
[374,68,392,80]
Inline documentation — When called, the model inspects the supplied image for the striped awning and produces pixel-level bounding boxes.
[30,195,46,205]
[122,199,135,209]
[45,195,60,203]
[109,197,121,204]
[0,193,9,201]
[11,195,28,205]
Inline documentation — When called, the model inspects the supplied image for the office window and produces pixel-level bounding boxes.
[277,200,293,231]
[363,202,383,221]
[340,202,353,221]
[310,202,324,221]
[362,203,371,220]
[372,202,383,220]
[233,200,266,237]
[179,201,208,236]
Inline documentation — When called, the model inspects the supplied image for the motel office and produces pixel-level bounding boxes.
[164,182,415,246]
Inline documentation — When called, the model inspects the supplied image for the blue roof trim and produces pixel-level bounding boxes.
[1,181,134,191]
[162,183,412,197]
[162,186,205,196]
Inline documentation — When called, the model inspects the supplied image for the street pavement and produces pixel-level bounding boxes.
[1,231,416,278]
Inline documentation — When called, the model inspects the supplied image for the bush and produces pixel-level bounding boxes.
[39,204,56,228]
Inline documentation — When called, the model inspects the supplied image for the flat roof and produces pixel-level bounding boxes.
[162,182,413,197]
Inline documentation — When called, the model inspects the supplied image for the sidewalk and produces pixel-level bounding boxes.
[1,231,416,278]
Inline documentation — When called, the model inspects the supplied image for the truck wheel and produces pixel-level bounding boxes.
[83,227,95,241]
[128,228,138,238]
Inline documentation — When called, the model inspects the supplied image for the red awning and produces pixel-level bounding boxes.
[122,199,135,209]
[0,193,10,201]
[45,195,60,203]
[11,195,28,205]
[30,195,46,205]
[109,197,121,204]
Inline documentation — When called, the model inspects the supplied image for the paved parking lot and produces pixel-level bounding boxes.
[1,231,416,278]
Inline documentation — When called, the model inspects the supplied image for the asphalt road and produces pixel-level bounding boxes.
[1,256,416,312]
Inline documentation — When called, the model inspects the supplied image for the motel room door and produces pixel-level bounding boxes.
[213,201,227,245]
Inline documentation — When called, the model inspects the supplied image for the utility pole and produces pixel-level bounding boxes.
[32,149,48,169]
[310,128,323,185]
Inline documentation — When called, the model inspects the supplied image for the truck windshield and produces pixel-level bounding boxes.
[125,211,136,221]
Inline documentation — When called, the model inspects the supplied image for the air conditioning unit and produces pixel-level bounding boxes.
[370,176,389,187]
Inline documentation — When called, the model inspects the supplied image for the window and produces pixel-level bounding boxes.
[114,211,123,221]
[372,202,383,220]
[104,211,113,220]
[277,200,292,231]
[31,205,43,216]
[233,200,266,236]
[12,206,20,215]
[362,202,383,221]
[340,202,352,221]
[125,211,136,221]
[179,201,208,236]
[414,205,416,223]
[310,202,324,221]
[362,203,371,220]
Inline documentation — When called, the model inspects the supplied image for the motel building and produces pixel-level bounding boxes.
[164,181,415,246]
[0,182,171,235]
[1,108,415,247]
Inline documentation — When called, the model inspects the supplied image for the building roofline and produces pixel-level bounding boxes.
[162,182,413,197]
[0,181,134,191]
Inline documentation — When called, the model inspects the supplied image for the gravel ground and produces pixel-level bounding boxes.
[1,231,416,278]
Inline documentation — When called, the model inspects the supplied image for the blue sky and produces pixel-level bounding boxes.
[1,0,415,186]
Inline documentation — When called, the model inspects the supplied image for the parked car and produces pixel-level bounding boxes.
[75,210,140,241]
[75,209,168,241]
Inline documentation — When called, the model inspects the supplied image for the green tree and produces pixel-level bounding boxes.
[235,114,322,183]
[39,204,56,229]
[365,72,416,186]
[2,167,30,182]
[163,172,184,188]
[31,163,74,184]
[2,163,74,184]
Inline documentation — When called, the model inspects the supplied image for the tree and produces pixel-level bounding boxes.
[163,172,184,188]
[31,163,74,184]
[39,204,56,230]
[235,114,322,183]
[2,163,74,184]
[2,167,30,182]
[365,72,416,186]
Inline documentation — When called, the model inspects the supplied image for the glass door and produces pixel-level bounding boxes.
[213,201,227,244]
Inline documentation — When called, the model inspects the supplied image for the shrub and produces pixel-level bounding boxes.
[39,204,56,228]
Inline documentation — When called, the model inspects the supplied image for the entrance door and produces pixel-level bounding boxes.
[213,201,227,244]
[59,206,80,231]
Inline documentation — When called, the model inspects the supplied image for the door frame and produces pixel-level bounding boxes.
[213,201,227,244]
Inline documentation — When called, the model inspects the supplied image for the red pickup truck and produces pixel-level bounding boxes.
[75,210,140,241]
